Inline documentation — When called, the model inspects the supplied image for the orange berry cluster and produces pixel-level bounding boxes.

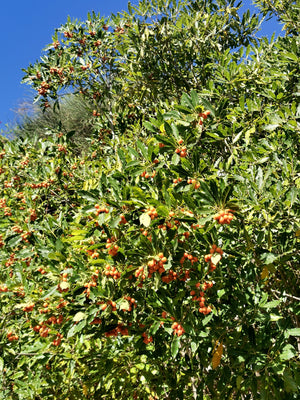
[198,110,211,125]
[204,244,223,272]
[92,110,100,117]
[7,331,19,341]
[0,198,6,208]
[180,252,198,265]
[191,281,214,314]
[122,296,136,312]
[190,288,212,315]
[146,207,158,219]
[105,324,129,337]
[12,225,23,234]
[171,322,185,336]
[23,303,35,312]
[87,249,100,259]
[100,299,117,312]
[174,139,187,158]
[135,266,146,281]
[175,146,187,158]
[27,180,53,189]
[90,317,102,325]
[95,204,109,215]
[119,214,127,224]
[61,272,68,282]
[20,231,32,242]
[103,264,121,280]
[158,219,180,230]
[52,332,63,346]
[83,276,98,297]
[4,180,13,188]
[191,223,202,229]
[4,207,12,216]
[173,177,183,184]
[46,314,64,325]
[105,238,119,256]
[187,178,200,189]
[213,209,234,224]
[142,332,153,344]
[140,170,156,179]
[33,316,64,343]
[5,253,15,268]
[37,81,50,96]
[39,302,51,314]
[161,269,178,283]
[37,266,47,274]
[56,299,68,309]
[0,285,8,292]
[135,253,168,283]
[182,231,190,239]
[57,144,67,154]
[35,324,51,338]
[147,253,168,277]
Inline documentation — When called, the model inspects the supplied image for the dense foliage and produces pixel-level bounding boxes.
[1,0,299,399]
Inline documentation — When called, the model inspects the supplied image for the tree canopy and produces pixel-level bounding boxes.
[0,0,299,399]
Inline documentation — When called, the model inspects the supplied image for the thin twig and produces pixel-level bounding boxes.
[271,289,300,302]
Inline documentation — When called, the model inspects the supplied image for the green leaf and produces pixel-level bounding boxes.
[144,121,157,132]
[156,135,174,146]
[270,314,283,322]
[55,239,64,251]
[232,130,243,144]
[283,370,298,392]
[171,335,180,357]
[263,124,279,132]
[181,93,194,110]
[67,320,87,338]
[149,321,162,335]
[48,252,66,262]
[7,235,22,248]
[287,328,300,337]
[171,153,180,165]
[260,300,280,309]
[202,313,213,326]
[245,126,255,146]
[260,253,278,265]
[190,90,199,107]
[283,52,298,62]
[191,341,199,353]
[136,140,148,159]
[279,344,296,361]
[239,95,245,111]
[156,205,169,217]
[199,97,216,116]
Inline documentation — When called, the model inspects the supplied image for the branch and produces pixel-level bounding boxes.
[271,289,300,302]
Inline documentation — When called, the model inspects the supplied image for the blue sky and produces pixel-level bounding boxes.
[0,0,283,130]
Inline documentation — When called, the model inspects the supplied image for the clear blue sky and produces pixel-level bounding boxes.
[0,0,282,130]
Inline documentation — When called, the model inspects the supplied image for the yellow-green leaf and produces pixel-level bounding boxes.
[73,312,86,322]
[211,254,222,265]
[140,213,151,227]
